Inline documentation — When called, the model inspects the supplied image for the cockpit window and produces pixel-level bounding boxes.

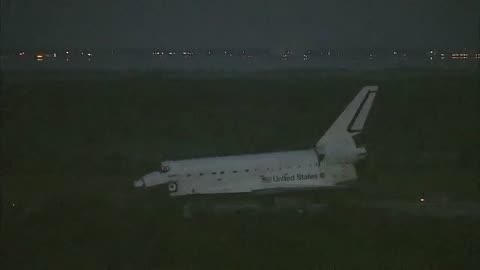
[160,165,170,173]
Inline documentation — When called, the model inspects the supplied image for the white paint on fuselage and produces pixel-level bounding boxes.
[172,149,322,195]
[138,149,357,196]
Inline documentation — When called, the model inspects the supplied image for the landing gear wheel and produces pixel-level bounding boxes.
[168,182,177,192]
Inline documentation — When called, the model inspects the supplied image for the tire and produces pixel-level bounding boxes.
[168,182,177,192]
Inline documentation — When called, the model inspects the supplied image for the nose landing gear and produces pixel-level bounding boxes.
[168,182,177,192]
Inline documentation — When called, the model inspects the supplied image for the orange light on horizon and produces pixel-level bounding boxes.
[36,54,45,62]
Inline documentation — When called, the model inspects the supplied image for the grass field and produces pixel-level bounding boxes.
[1,70,480,269]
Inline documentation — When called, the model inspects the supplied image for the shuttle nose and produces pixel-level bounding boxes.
[133,178,145,188]
[133,171,167,188]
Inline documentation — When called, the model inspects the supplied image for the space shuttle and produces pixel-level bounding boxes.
[134,85,378,196]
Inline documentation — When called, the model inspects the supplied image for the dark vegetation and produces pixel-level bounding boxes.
[1,70,479,269]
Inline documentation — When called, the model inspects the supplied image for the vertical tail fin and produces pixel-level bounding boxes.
[316,86,378,161]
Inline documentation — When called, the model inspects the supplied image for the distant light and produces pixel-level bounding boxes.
[87,53,92,56]
[420,198,425,202]
[429,57,433,60]
[430,50,433,54]
[393,51,398,55]
[66,51,70,54]
[18,52,25,56]
[36,54,43,59]
[12,203,15,207]
[53,53,57,58]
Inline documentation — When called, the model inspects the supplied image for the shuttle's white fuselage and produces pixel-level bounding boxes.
[134,85,378,197]
[135,149,357,196]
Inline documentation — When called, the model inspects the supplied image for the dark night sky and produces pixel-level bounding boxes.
[1,0,478,49]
